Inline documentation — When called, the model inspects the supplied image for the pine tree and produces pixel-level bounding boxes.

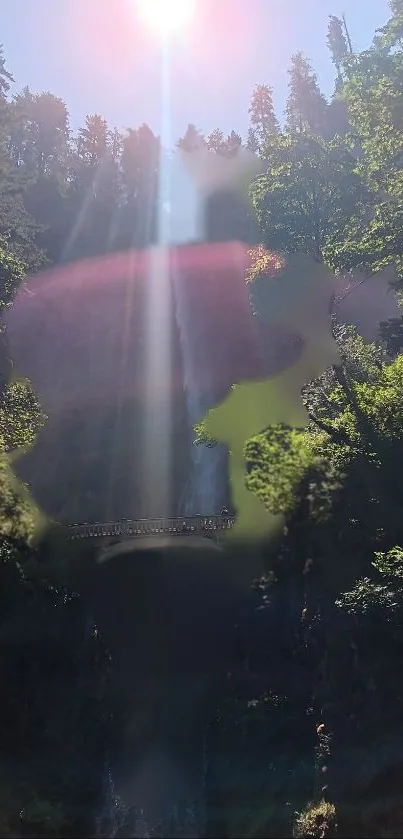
[206,128,226,154]
[326,16,352,134]
[285,53,328,136]
[177,123,205,152]
[9,89,70,177]
[0,45,14,99]
[248,84,279,155]
[207,129,242,156]
[327,15,349,82]
[226,130,242,154]
[76,114,109,169]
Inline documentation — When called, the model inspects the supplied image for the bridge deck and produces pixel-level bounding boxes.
[66,514,235,541]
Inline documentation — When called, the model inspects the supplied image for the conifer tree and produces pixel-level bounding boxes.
[285,52,328,136]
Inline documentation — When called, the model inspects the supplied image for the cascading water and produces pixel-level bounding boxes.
[171,249,227,517]
[95,765,129,838]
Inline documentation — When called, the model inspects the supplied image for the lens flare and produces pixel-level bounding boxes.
[136,0,196,37]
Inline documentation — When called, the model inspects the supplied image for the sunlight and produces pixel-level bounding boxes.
[135,0,195,37]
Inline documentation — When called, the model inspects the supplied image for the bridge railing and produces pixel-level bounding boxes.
[66,514,236,541]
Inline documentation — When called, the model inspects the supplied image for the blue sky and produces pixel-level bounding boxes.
[2,0,390,141]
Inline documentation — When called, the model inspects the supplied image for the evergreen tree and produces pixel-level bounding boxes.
[0,45,14,99]
[226,130,242,155]
[75,114,109,175]
[327,15,350,88]
[285,52,328,136]
[177,123,205,151]
[248,83,279,155]
[119,123,159,248]
[9,89,70,178]
[206,128,226,154]
[207,128,242,156]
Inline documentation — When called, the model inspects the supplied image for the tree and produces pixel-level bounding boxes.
[119,123,159,248]
[375,0,403,48]
[4,90,72,261]
[285,53,328,136]
[63,113,122,257]
[0,45,14,99]
[9,89,69,178]
[110,126,123,162]
[241,308,403,832]
[0,160,44,269]
[177,123,205,152]
[326,93,351,139]
[74,114,109,180]
[327,15,350,81]
[226,130,242,155]
[206,128,226,154]
[0,59,116,837]
[206,128,242,156]
[248,83,279,155]
[0,83,44,269]
[333,30,403,277]
[251,133,369,265]
[0,243,26,318]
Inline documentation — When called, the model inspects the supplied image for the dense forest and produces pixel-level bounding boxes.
[2,1,403,836]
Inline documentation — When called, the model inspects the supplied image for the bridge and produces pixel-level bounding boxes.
[65,514,236,544]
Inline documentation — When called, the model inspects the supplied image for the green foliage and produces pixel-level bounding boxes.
[0,454,41,545]
[206,128,242,156]
[294,800,337,838]
[0,243,26,316]
[336,324,384,383]
[0,378,45,453]
[244,425,315,515]
[373,545,403,578]
[375,0,403,49]
[336,547,403,620]
[379,315,403,356]
[9,88,70,177]
[193,421,217,448]
[327,16,350,74]
[248,84,279,155]
[285,52,328,136]
[333,31,403,278]
[251,133,369,265]
[336,576,401,618]
[354,353,403,438]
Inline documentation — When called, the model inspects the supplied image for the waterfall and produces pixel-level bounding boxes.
[95,765,129,838]
[171,249,227,517]
[95,763,202,838]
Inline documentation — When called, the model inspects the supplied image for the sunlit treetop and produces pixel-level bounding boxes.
[246,245,286,283]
